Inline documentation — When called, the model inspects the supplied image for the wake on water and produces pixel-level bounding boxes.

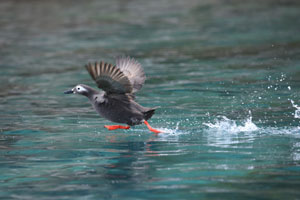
[155,104,300,137]
[203,104,300,135]
[137,98,300,137]
[203,114,259,134]
[154,112,259,137]
[200,75,300,136]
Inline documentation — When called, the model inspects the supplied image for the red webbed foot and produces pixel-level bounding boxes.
[104,125,130,130]
[144,121,162,134]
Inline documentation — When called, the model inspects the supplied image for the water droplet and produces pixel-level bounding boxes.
[291,99,300,119]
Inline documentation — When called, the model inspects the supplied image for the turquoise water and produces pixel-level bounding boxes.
[1,0,300,199]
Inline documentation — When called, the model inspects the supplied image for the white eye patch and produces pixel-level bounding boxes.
[76,85,88,92]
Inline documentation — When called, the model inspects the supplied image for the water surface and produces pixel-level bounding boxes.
[1,0,300,199]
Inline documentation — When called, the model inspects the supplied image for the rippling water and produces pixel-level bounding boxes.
[1,0,300,199]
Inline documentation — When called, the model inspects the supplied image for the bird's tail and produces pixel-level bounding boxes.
[143,107,158,121]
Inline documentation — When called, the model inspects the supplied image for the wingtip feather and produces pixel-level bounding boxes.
[85,60,133,94]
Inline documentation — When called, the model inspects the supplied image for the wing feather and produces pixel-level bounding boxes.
[116,56,146,93]
[85,61,133,94]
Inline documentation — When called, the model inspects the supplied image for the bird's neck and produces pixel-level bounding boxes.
[80,84,100,99]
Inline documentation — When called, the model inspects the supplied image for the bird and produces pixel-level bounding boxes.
[64,56,161,134]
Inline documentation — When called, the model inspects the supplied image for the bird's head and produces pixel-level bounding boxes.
[64,84,89,96]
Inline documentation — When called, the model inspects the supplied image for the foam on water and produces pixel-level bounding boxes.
[203,111,300,136]
[131,122,189,138]
[291,99,300,119]
[156,122,189,137]
[203,111,259,134]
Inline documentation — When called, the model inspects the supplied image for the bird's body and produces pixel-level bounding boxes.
[81,84,155,126]
[64,57,161,133]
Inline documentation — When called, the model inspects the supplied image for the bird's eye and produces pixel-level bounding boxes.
[77,87,80,90]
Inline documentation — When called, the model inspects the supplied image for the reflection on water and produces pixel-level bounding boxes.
[1,0,300,199]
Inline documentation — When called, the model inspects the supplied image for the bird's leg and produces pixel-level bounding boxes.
[104,125,130,130]
[144,121,162,134]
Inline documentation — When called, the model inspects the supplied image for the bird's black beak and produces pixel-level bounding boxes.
[64,89,74,94]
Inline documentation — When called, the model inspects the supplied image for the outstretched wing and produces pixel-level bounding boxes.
[85,61,133,94]
[116,57,146,93]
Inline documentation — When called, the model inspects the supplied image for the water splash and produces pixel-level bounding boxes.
[203,111,259,134]
[157,121,188,136]
[290,99,300,119]
[133,121,188,137]
[203,110,300,136]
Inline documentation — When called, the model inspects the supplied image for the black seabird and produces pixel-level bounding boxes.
[64,57,161,133]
